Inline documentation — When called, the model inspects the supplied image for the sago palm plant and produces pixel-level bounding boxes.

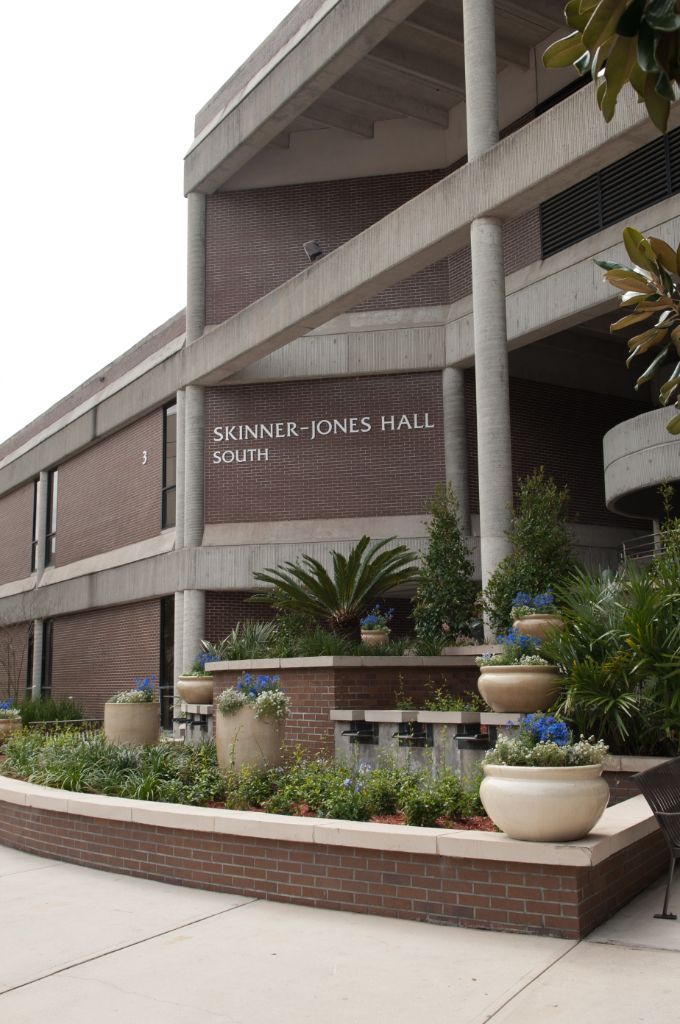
[251,535,418,636]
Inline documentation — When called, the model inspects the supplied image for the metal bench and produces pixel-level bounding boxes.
[634,757,680,920]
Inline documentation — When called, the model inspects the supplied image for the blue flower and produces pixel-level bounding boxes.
[522,714,570,747]
[343,778,351,788]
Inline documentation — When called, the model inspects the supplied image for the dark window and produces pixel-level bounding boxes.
[159,596,175,729]
[45,470,58,566]
[41,619,53,699]
[162,404,177,529]
[30,479,39,572]
[540,127,680,258]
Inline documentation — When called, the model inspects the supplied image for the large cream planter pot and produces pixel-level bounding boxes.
[480,763,609,842]
[478,664,563,713]
[512,615,564,641]
[361,630,390,647]
[104,702,160,746]
[176,675,214,705]
[215,705,285,772]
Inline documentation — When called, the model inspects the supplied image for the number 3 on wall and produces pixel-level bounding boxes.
[142,450,148,465]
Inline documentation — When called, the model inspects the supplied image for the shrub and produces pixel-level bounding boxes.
[483,468,578,634]
[412,484,476,654]
[19,696,84,726]
[251,535,418,636]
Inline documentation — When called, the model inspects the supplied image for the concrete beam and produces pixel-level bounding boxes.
[303,99,375,137]
[187,85,677,386]
[184,0,425,193]
[330,73,450,127]
[408,4,531,69]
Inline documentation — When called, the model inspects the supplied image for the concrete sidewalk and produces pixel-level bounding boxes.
[1,845,678,1023]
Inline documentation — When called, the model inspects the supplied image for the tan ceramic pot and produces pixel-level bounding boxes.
[0,718,22,742]
[477,664,563,713]
[104,702,160,746]
[480,763,609,841]
[360,630,390,648]
[176,674,213,705]
[215,704,284,772]
[512,615,564,641]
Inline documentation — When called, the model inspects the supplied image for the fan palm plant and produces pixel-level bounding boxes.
[251,536,418,636]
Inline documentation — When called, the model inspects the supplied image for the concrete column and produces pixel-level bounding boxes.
[183,192,207,665]
[186,192,206,345]
[442,367,470,533]
[182,590,205,673]
[463,0,513,593]
[175,389,186,550]
[173,589,185,680]
[35,471,48,574]
[470,217,513,589]
[31,619,43,700]
[462,0,499,160]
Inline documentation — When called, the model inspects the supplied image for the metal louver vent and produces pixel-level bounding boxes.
[540,126,680,259]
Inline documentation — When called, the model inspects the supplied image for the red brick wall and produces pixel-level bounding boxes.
[205,170,541,322]
[51,602,160,717]
[0,800,666,939]
[0,483,34,584]
[213,665,477,755]
[465,373,651,528]
[205,373,445,523]
[0,622,32,701]
[57,411,164,565]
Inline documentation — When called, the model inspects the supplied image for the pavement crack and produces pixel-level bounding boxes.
[0,897,259,998]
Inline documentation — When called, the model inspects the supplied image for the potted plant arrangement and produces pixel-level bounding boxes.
[104,674,160,746]
[480,714,609,842]
[176,651,216,705]
[215,672,290,771]
[476,629,563,713]
[0,699,22,742]
[511,590,564,641]
[360,605,394,647]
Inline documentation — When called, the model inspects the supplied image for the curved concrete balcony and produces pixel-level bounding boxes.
[604,408,680,519]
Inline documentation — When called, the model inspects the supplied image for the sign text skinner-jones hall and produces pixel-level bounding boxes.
[210,412,434,464]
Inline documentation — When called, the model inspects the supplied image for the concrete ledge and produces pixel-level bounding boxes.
[210,655,483,670]
[0,775,658,867]
[0,775,664,939]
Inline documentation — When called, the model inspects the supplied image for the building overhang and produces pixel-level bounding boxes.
[184,0,567,195]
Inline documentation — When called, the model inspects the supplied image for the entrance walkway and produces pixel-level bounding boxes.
[1,845,678,1023]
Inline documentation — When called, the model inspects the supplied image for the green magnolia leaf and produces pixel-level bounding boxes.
[655,70,677,100]
[583,0,629,49]
[617,0,646,37]
[635,342,671,386]
[566,0,592,29]
[649,236,678,274]
[637,19,661,72]
[645,0,680,33]
[602,34,637,117]
[605,267,653,290]
[594,258,624,270]
[644,70,671,130]
[665,410,680,434]
[543,31,589,67]
[610,310,657,330]
[622,227,658,271]
[626,326,668,356]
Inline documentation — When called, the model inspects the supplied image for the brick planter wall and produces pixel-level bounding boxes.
[211,657,479,755]
[0,781,666,940]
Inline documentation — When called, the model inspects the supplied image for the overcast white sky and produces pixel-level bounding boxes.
[0,0,298,444]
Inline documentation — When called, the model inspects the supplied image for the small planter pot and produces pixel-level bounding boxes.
[215,705,285,772]
[480,763,609,842]
[477,664,563,713]
[104,702,160,746]
[176,674,213,705]
[0,718,22,742]
[360,629,390,648]
[512,614,564,641]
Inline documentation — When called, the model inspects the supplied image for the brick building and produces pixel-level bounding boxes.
[0,0,678,723]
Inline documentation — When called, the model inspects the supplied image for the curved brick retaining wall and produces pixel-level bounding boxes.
[0,777,666,939]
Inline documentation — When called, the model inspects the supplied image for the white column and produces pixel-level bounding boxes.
[182,192,207,661]
[463,0,513,591]
[173,589,185,685]
[174,389,186,550]
[35,471,48,574]
[442,367,470,534]
[31,619,43,699]
[182,590,205,674]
